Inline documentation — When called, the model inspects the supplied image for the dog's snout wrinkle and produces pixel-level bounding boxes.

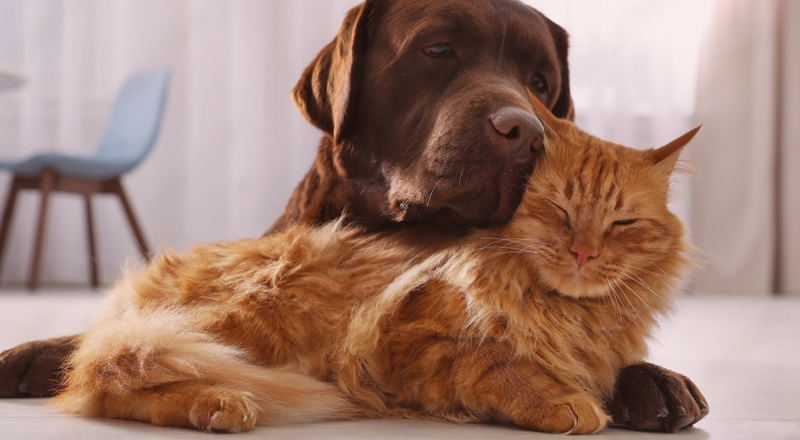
[489,107,545,158]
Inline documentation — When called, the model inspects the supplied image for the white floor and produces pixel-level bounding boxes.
[1,290,798,440]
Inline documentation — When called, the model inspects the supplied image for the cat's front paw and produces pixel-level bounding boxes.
[608,362,709,432]
[518,393,610,434]
[189,388,259,433]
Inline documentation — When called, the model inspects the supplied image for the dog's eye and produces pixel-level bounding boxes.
[423,43,455,59]
[529,73,548,95]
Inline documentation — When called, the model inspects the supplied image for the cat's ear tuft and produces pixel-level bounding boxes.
[526,88,561,132]
[526,87,569,152]
[648,125,701,173]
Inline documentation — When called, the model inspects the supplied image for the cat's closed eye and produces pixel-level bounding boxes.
[612,219,637,226]
[548,201,571,227]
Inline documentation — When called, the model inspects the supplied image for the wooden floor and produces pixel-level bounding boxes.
[1,290,798,440]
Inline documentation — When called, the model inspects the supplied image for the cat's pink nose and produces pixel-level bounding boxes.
[571,246,598,268]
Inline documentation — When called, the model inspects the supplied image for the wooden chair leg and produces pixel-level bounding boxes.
[29,169,56,290]
[111,179,151,262]
[0,176,22,284]
[84,194,99,288]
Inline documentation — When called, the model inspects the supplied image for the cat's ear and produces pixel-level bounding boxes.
[526,87,563,132]
[648,125,701,175]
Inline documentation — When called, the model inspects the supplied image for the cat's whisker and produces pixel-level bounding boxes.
[503,237,548,246]
[621,271,665,303]
[648,263,670,278]
[628,274,669,302]
[609,279,634,324]
[479,245,537,255]
[480,243,535,252]
[616,278,649,326]
[611,282,626,319]
[479,236,548,246]
[476,239,518,251]
[493,250,545,257]
[621,279,657,318]
[476,241,546,255]
[603,279,623,320]
[620,271,657,298]
[611,289,627,323]
[476,240,546,257]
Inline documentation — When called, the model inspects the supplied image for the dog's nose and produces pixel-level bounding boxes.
[489,107,545,159]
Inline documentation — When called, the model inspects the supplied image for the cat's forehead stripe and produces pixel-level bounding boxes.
[614,191,625,211]
[562,144,625,210]
[593,163,606,199]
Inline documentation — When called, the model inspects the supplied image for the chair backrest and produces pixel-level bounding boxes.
[95,67,170,171]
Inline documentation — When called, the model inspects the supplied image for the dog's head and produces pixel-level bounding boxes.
[293,0,572,231]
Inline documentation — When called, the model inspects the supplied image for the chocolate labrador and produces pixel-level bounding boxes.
[0,0,707,433]
[271,0,572,234]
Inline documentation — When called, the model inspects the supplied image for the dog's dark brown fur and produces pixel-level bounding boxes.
[270,0,574,233]
[0,0,706,432]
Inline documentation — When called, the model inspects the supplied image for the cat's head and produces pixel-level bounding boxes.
[504,91,699,299]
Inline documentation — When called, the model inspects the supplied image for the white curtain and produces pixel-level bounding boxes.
[691,0,800,296]
[0,0,362,285]
[0,0,713,287]
[527,0,713,234]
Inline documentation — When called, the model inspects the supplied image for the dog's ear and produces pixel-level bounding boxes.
[292,1,374,143]
[542,15,574,121]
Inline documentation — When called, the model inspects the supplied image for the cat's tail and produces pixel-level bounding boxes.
[50,303,359,425]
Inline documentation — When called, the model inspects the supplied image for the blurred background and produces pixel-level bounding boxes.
[0,0,796,296]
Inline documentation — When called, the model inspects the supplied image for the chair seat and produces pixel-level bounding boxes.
[0,153,136,181]
[0,67,169,289]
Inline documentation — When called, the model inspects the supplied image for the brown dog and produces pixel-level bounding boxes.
[0,0,707,433]
[271,0,573,233]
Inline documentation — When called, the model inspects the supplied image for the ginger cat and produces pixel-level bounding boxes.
[52,95,700,435]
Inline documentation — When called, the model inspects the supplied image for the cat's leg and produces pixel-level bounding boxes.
[607,362,709,432]
[385,337,610,434]
[102,380,259,433]
[454,353,610,434]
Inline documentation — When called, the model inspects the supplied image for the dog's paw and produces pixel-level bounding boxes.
[608,362,709,432]
[0,335,78,397]
[189,388,259,433]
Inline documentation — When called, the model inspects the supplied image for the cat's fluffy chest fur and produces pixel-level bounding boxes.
[355,230,656,420]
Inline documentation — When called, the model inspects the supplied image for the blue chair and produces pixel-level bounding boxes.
[0,67,170,289]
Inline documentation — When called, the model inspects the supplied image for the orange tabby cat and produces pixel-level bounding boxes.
[52,95,700,435]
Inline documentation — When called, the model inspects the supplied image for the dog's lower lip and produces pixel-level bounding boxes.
[486,192,514,226]
[513,148,532,164]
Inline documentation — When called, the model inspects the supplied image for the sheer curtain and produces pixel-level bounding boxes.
[527,0,713,228]
[691,0,800,296]
[0,0,362,285]
[0,0,713,287]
